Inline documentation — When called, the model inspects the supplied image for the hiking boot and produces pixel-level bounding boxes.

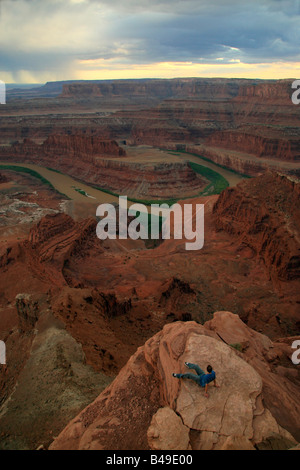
[184,362,190,368]
[172,373,178,378]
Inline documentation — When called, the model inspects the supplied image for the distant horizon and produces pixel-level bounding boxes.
[5,76,298,88]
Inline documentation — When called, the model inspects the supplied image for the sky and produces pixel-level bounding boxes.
[0,0,300,83]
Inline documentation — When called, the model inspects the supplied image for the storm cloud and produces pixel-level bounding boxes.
[0,0,300,82]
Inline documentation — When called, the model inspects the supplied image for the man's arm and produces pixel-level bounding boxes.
[214,379,220,388]
[204,383,209,398]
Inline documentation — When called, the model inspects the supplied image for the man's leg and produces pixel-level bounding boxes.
[186,362,205,376]
[173,372,201,385]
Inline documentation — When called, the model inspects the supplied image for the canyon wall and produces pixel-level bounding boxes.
[0,134,208,199]
[183,144,300,177]
[205,130,300,162]
[213,172,300,282]
[1,78,300,177]
[60,78,246,101]
[9,134,126,158]
[42,134,126,157]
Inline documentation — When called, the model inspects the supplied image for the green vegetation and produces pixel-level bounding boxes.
[0,164,56,188]
[71,186,96,199]
[91,162,230,204]
[171,149,251,179]
[167,151,181,156]
[230,343,243,352]
[0,164,70,199]
[166,149,237,194]
[127,196,178,206]
[72,186,88,197]
[189,161,229,194]
[46,167,64,174]
[0,153,234,209]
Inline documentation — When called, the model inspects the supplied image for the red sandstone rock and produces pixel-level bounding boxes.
[0,135,208,199]
[3,134,126,159]
[49,313,299,450]
[147,407,191,450]
[60,78,245,101]
[206,129,300,162]
[0,174,299,449]
[42,134,126,157]
[213,172,300,281]
[27,213,99,276]
[1,78,300,176]
[204,312,300,441]
[171,143,300,178]
[0,172,8,183]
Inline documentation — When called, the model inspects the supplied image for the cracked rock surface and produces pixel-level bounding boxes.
[50,312,299,450]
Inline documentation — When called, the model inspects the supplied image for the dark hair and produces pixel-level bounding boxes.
[207,365,212,373]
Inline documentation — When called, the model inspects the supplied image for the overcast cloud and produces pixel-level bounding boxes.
[0,0,300,82]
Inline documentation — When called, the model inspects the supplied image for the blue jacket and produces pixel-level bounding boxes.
[199,371,216,387]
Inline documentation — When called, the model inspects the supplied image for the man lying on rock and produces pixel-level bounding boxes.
[173,362,220,398]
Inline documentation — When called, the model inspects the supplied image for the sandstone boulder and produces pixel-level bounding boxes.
[205,311,300,441]
[50,312,299,450]
[147,407,190,450]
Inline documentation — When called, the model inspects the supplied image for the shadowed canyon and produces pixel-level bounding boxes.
[0,78,299,451]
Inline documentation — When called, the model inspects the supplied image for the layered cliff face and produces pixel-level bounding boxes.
[1,78,300,176]
[87,159,208,198]
[5,134,126,158]
[60,78,245,101]
[213,172,300,282]
[234,80,293,103]
[205,129,300,162]
[49,312,300,450]
[129,98,234,146]
[181,144,300,178]
[27,213,99,275]
[202,80,300,165]
[42,135,126,157]
[0,135,208,199]
[125,79,299,172]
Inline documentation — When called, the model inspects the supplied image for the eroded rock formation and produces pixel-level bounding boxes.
[0,135,208,199]
[18,134,125,157]
[213,172,300,281]
[1,78,300,178]
[16,293,40,332]
[0,170,300,449]
[2,78,300,182]
[49,312,300,450]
